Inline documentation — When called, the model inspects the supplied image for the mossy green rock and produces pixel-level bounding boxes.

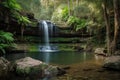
[15,57,47,76]
[14,57,59,77]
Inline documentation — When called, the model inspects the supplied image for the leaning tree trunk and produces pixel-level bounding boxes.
[102,0,111,55]
[111,0,120,53]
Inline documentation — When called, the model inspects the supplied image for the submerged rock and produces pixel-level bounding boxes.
[103,56,120,70]
[0,57,10,77]
[14,57,65,77]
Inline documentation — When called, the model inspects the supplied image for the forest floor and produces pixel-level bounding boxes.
[57,59,120,80]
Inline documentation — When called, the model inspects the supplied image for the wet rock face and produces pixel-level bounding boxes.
[103,56,120,70]
[14,57,65,77]
[0,57,10,77]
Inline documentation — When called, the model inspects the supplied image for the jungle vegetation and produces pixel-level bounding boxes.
[0,0,120,55]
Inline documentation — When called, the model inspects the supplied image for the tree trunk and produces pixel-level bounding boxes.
[112,0,120,53]
[68,0,71,16]
[75,0,79,17]
[21,26,24,40]
[71,0,74,16]
[53,0,55,10]
[76,0,79,6]
[102,0,111,55]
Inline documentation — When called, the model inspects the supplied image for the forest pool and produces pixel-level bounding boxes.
[4,44,120,80]
[5,50,95,65]
[5,43,96,65]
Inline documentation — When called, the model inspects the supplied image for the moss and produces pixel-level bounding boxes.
[15,63,49,76]
[16,66,40,76]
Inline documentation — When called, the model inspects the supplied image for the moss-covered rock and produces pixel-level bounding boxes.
[14,57,64,77]
[0,57,10,77]
[14,57,47,76]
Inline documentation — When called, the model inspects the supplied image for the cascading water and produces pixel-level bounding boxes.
[39,20,59,52]
[43,21,50,49]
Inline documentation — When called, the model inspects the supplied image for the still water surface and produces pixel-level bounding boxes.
[4,44,101,80]
[6,51,94,65]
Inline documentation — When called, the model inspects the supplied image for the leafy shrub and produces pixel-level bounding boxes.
[18,16,31,25]
[2,0,22,11]
[0,31,15,54]
[61,7,69,21]
[67,16,87,31]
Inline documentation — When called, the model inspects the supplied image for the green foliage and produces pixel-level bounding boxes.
[0,0,23,26]
[1,0,31,26]
[2,0,22,11]
[61,7,69,21]
[0,31,14,54]
[0,31,14,42]
[67,16,87,31]
[16,0,41,19]
[67,16,80,24]
[17,16,31,39]
[51,4,67,22]
[76,19,87,31]
[18,16,31,26]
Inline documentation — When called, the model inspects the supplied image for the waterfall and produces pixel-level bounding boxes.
[42,21,50,49]
[39,20,59,52]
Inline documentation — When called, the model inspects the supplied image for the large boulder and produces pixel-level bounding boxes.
[103,56,120,70]
[14,57,64,77]
[0,57,10,77]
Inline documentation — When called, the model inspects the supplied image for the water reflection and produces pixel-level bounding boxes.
[6,51,95,65]
[43,52,50,64]
[4,51,107,80]
[83,52,87,61]
[94,54,106,64]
